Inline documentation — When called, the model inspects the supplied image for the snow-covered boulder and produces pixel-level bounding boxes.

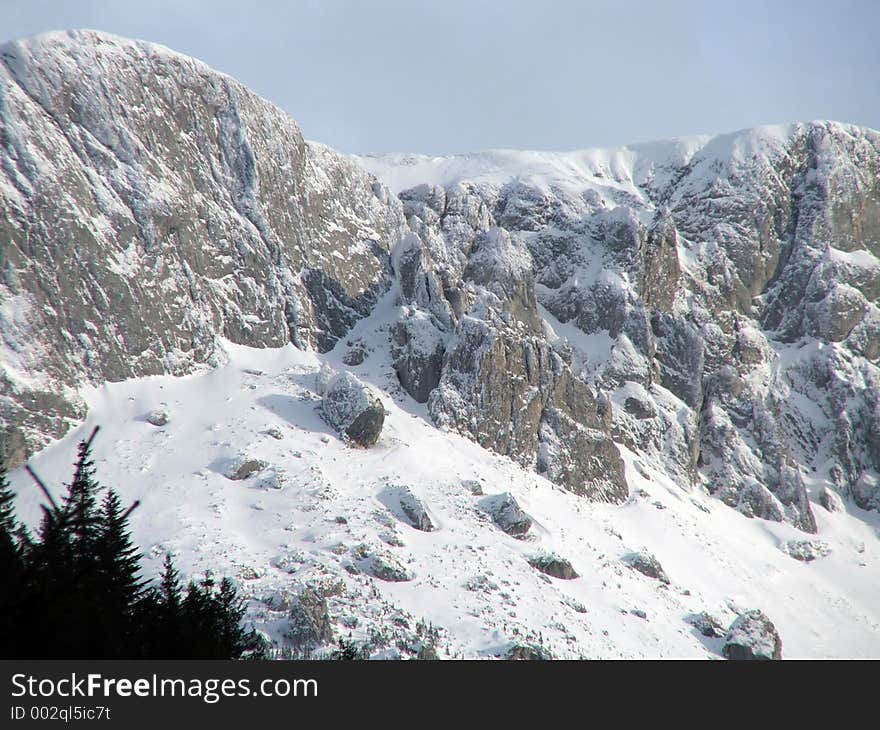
[687,612,726,638]
[318,370,385,447]
[781,539,831,562]
[624,551,671,584]
[819,486,845,513]
[528,553,579,579]
[505,643,553,660]
[223,455,267,480]
[379,486,437,532]
[722,610,782,660]
[145,409,169,427]
[480,493,532,537]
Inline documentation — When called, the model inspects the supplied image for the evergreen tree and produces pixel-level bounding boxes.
[62,438,102,563]
[1,428,262,660]
[94,489,147,656]
[0,459,23,655]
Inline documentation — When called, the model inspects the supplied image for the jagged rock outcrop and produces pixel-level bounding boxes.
[362,121,880,528]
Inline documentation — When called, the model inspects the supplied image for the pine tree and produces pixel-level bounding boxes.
[94,489,147,657]
[62,438,102,563]
[141,553,184,658]
[96,490,146,607]
[158,553,182,613]
[0,427,263,660]
[0,459,24,656]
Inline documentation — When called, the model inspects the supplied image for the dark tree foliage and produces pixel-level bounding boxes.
[0,429,264,659]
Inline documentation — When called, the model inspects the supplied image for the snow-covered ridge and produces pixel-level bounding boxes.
[353,122,822,195]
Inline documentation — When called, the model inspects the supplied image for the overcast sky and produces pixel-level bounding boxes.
[2,0,878,154]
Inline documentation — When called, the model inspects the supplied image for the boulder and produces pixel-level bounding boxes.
[687,611,726,638]
[819,486,845,513]
[780,539,831,562]
[352,545,413,582]
[505,643,553,660]
[480,493,532,537]
[319,370,385,447]
[528,553,579,579]
[379,485,437,532]
[722,610,782,660]
[461,479,484,496]
[145,409,169,427]
[224,455,267,480]
[624,551,671,584]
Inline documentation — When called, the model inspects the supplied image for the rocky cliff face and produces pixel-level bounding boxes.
[0,30,407,462]
[361,122,880,527]
[2,31,879,530]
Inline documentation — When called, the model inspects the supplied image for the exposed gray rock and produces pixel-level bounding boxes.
[366,553,413,582]
[722,610,782,660]
[528,553,579,579]
[781,539,831,562]
[365,121,880,530]
[286,587,333,649]
[461,479,484,496]
[4,28,880,537]
[505,643,553,660]
[223,455,267,480]
[352,544,413,582]
[430,317,627,502]
[319,370,385,447]
[480,493,532,537]
[144,409,169,426]
[624,551,671,584]
[391,315,445,404]
[819,486,845,512]
[687,611,726,638]
[0,30,407,464]
[378,485,436,532]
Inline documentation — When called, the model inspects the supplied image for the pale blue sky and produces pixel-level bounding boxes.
[2,0,878,154]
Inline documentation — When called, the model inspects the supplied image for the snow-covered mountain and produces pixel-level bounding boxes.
[2,30,879,658]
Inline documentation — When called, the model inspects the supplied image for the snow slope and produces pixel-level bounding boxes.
[8,290,880,659]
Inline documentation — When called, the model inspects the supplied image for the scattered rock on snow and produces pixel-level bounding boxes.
[367,553,413,582]
[722,610,782,660]
[781,539,831,562]
[223,455,268,480]
[353,545,413,582]
[480,492,532,537]
[687,611,726,638]
[505,643,553,660]
[144,409,169,426]
[528,553,579,579]
[461,479,484,496]
[378,485,436,532]
[623,551,671,584]
[254,467,286,490]
[318,369,385,447]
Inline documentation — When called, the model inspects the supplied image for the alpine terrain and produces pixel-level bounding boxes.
[1,30,879,658]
